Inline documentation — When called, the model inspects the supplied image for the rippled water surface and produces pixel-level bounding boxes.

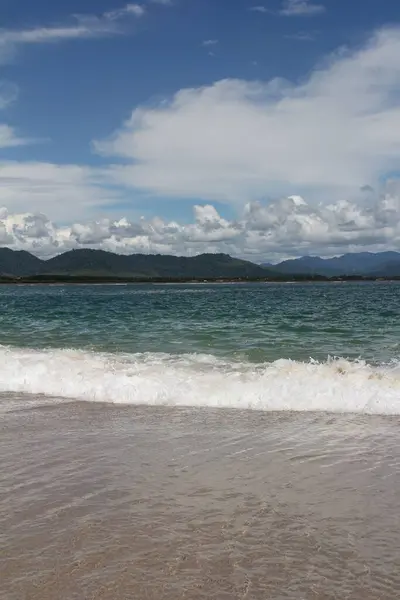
[1,282,400,362]
[1,400,400,600]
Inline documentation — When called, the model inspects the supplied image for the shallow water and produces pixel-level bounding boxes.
[1,399,400,599]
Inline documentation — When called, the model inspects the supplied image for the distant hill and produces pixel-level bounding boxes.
[263,252,400,277]
[0,248,270,280]
[0,248,43,277]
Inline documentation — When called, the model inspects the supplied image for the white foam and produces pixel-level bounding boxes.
[0,346,399,415]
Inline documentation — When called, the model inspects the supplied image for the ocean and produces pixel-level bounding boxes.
[1,282,400,599]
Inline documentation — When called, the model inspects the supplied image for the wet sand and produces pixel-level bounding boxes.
[1,395,400,599]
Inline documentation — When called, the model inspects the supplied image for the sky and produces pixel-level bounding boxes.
[1,0,400,261]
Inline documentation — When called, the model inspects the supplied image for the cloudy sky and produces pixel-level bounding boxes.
[1,0,400,261]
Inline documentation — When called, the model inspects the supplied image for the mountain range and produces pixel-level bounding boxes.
[1,248,400,280]
[263,251,400,277]
[0,248,269,280]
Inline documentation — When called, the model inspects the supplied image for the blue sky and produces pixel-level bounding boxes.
[5,0,399,169]
[1,0,400,258]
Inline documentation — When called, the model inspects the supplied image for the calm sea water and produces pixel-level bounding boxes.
[1,283,400,599]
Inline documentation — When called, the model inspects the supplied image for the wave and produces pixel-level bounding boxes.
[0,346,399,415]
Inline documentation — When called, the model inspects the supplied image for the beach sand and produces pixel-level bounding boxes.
[1,395,399,599]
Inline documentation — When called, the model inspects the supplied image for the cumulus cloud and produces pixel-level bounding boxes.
[0,4,145,62]
[1,189,400,260]
[280,0,325,16]
[93,27,400,208]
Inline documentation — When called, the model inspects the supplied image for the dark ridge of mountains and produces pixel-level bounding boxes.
[263,251,400,277]
[2,247,400,282]
[0,248,43,277]
[0,248,270,279]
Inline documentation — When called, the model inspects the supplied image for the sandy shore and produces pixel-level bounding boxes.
[1,396,400,599]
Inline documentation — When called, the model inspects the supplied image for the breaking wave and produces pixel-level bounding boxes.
[0,346,399,415]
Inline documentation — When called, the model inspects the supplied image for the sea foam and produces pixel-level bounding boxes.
[0,346,399,415]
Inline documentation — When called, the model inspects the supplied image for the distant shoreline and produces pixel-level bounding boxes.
[1,276,399,285]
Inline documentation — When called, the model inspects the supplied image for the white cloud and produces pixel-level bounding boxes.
[250,6,269,13]
[94,27,400,208]
[280,0,325,16]
[125,4,146,16]
[105,4,146,19]
[0,80,31,148]
[2,188,400,260]
[202,39,218,47]
[0,83,25,147]
[0,81,19,109]
[0,161,121,221]
[0,4,145,62]
[0,125,31,148]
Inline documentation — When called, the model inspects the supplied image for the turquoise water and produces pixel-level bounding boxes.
[1,282,400,414]
[1,282,399,363]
